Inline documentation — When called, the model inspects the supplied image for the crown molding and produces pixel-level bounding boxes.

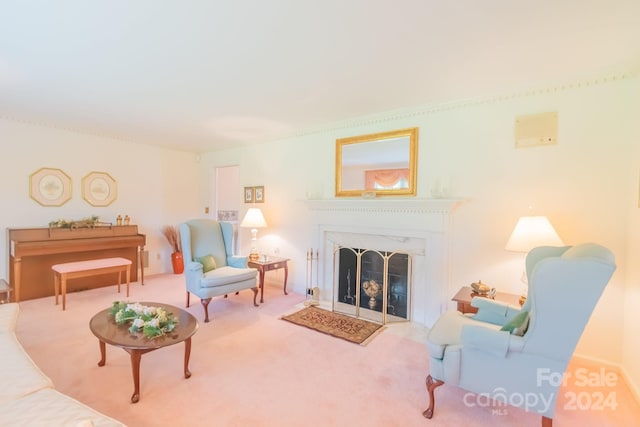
[292,71,639,139]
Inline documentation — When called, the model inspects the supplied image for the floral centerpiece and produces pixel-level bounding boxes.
[49,215,104,229]
[109,301,178,339]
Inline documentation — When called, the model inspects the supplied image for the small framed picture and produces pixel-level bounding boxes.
[244,187,254,203]
[254,186,264,203]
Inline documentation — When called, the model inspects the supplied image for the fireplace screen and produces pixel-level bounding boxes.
[333,246,411,324]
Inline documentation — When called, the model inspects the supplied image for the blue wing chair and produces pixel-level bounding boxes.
[179,219,258,322]
[424,243,616,427]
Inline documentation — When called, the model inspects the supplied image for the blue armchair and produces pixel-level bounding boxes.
[424,243,616,426]
[179,219,258,322]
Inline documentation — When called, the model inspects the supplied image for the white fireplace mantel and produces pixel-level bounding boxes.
[304,198,464,236]
[303,198,465,326]
[304,198,464,215]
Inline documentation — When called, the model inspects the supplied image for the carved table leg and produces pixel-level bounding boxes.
[252,287,259,307]
[97,340,106,367]
[184,337,192,379]
[423,374,444,419]
[259,269,266,303]
[130,349,142,403]
[283,262,289,295]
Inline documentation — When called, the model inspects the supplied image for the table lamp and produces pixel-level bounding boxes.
[240,208,267,261]
[505,215,564,303]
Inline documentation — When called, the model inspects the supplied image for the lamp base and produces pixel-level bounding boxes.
[249,252,259,262]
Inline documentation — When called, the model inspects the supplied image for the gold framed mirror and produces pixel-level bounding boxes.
[335,127,418,197]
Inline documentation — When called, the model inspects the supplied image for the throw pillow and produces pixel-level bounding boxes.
[196,254,217,273]
[512,314,530,337]
[500,310,530,336]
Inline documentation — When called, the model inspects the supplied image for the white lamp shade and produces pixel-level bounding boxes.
[240,208,267,229]
[505,216,564,253]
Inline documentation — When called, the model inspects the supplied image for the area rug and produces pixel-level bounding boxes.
[281,306,384,345]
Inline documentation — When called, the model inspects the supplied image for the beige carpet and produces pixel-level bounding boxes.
[281,305,384,345]
[14,274,640,426]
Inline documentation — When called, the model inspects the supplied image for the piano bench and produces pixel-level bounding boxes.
[52,257,132,311]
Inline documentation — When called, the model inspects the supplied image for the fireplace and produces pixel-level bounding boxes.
[304,198,462,327]
[334,247,411,324]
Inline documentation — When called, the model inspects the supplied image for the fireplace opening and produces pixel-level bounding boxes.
[333,247,411,324]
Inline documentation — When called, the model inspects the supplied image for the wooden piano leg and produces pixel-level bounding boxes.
[14,257,22,302]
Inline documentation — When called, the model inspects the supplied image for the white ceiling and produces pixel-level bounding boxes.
[1,1,639,153]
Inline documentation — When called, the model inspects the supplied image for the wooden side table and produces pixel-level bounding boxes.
[452,286,522,314]
[248,256,289,303]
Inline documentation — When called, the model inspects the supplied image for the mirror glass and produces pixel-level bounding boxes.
[335,127,418,197]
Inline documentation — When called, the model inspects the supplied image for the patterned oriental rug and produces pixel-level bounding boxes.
[281,306,384,345]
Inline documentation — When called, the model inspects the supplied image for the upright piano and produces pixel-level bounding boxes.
[8,225,145,302]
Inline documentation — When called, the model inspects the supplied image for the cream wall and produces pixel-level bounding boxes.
[624,88,640,399]
[0,75,637,397]
[199,75,639,392]
[0,119,202,278]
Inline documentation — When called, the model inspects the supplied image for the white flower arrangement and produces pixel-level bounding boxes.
[109,301,178,339]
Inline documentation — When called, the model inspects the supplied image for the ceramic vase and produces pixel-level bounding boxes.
[171,252,184,274]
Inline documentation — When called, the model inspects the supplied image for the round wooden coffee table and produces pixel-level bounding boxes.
[89,302,198,403]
